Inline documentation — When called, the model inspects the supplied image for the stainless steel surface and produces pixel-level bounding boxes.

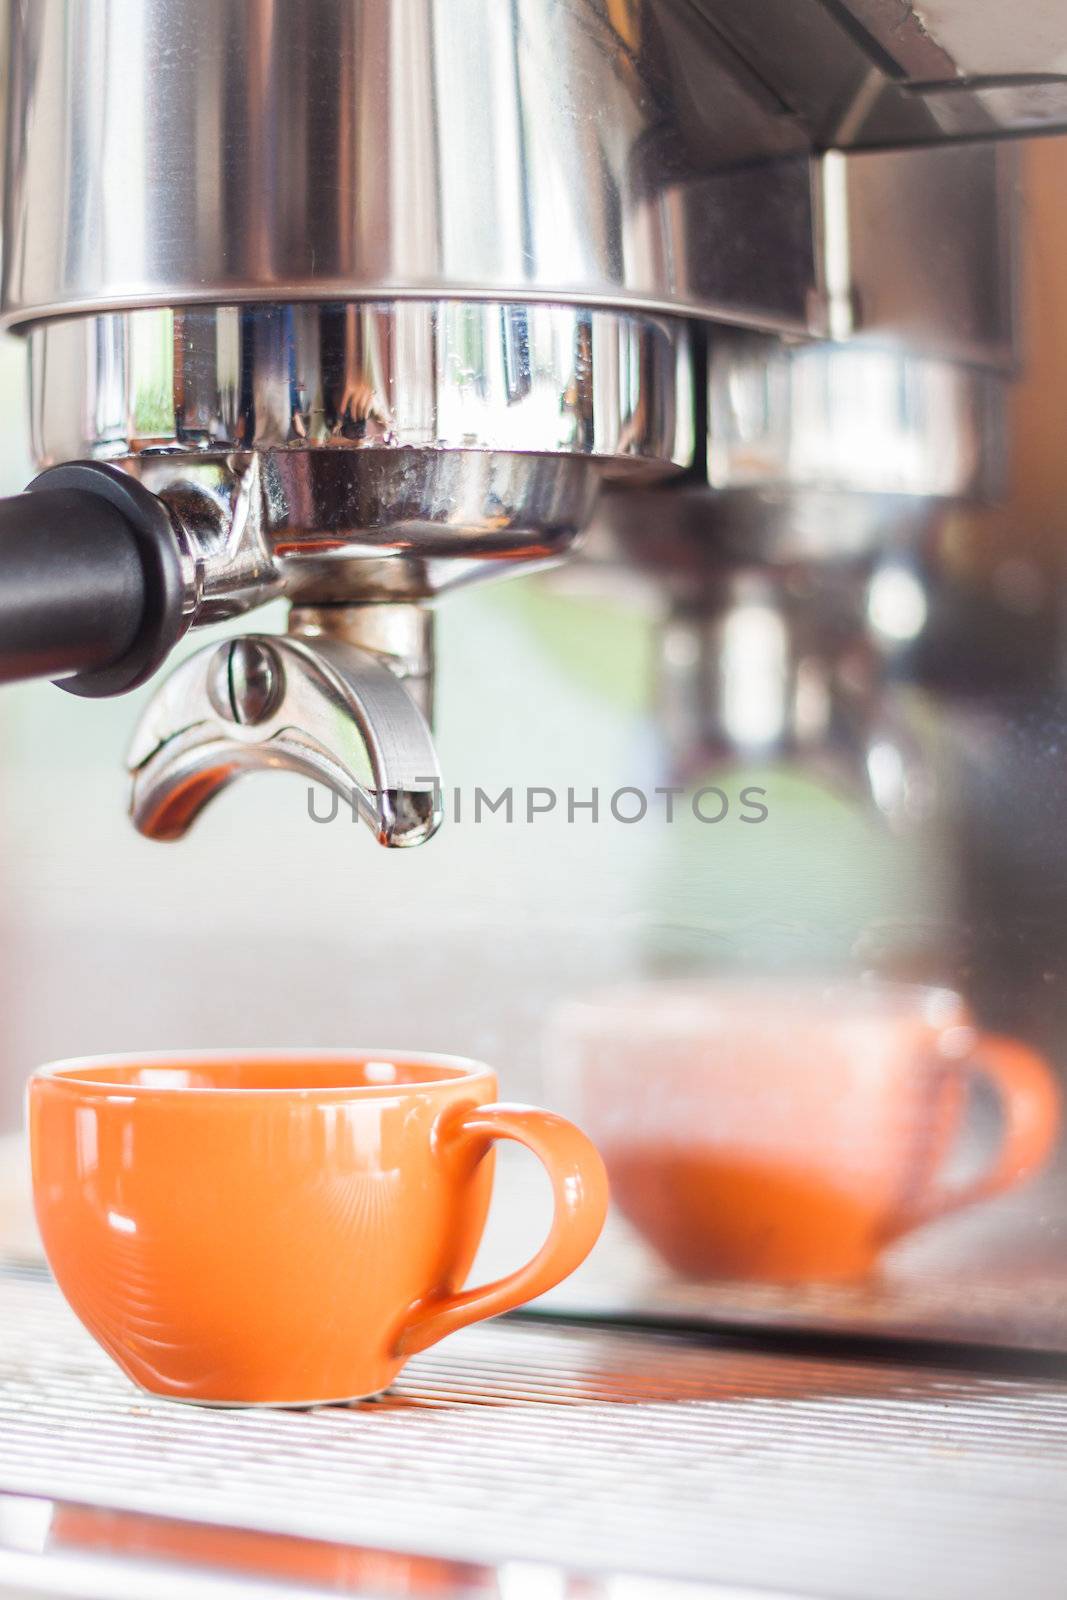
[1,1268,1066,1599]
[564,137,1012,799]
[5,3,1063,341]
[29,303,693,479]
[0,1496,744,1600]
[30,300,693,603]
[1,0,819,333]
[292,604,436,724]
[586,337,1001,568]
[819,144,1017,364]
[127,634,442,847]
[30,296,693,844]
[707,338,1004,507]
[156,446,598,608]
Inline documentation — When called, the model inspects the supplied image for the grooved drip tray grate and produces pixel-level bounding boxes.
[1,1267,1067,1599]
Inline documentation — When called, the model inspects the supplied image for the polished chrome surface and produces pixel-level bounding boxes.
[581,326,1003,589]
[27,296,694,844]
[708,336,1004,505]
[1,0,819,333]
[291,604,435,724]
[29,300,693,603]
[29,303,693,475]
[6,2,1065,341]
[819,145,1017,366]
[155,448,601,607]
[2,1269,1067,1599]
[127,633,442,847]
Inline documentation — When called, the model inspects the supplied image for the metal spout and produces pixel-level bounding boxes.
[127,631,443,847]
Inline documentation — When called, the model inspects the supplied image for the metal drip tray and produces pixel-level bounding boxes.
[2,1268,1067,1599]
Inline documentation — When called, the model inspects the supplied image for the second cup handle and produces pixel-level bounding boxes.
[891,1033,1061,1237]
[396,1103,609,1358]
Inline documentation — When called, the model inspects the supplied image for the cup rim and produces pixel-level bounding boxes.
[29,1047,496,1097]
[550,977,966,1032]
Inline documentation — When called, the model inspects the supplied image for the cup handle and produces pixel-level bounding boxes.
[396,1103,609,1358]
[889,1033,1061,1238]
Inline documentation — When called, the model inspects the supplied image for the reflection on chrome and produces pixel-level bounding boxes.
[30,303,694,476]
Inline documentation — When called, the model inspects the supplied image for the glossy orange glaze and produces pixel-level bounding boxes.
[557,983,1061,1284]
[29,1050,608,1406]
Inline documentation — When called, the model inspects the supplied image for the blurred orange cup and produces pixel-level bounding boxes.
[550,982,1061,1283]
[29,1050,608,1405]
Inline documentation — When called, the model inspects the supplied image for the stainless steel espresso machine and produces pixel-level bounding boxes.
[0,0,1054,841]
[3,5,1067,1599]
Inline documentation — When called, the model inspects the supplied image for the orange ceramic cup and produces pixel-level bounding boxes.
[550,982,1061,1283]
[28,1050,608,1406]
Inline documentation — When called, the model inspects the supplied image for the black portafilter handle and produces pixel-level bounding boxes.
[0,461,185,697]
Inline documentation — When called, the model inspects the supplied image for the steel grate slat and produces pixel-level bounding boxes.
[1,1272,1067,1599]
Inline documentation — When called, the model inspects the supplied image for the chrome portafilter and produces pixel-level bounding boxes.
[0,303,693,848]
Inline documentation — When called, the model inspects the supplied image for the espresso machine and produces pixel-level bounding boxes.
[3,5,1067,1599]
[0,0,1053,845]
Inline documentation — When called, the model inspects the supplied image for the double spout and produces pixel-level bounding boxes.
[0,461,444,848]
[127,620,442,848]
